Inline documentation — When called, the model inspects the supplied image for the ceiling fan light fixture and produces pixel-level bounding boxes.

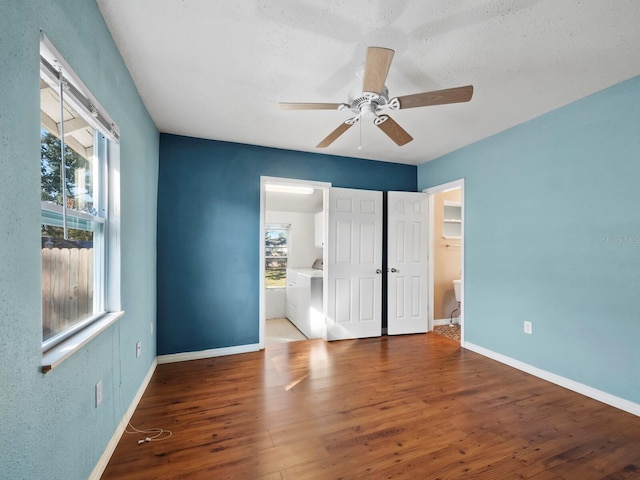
[360,102,377,118]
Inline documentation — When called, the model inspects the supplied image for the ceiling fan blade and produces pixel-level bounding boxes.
[396,85,474,109]
[316,121,354,148]
[362,47,394,95]
[375,115,413,146]
[278,102,343,110]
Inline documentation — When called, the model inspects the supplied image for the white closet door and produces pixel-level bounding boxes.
[387,192,429,335]
[326,187,382,340]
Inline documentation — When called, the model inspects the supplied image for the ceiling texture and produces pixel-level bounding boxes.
[97,0,640,166]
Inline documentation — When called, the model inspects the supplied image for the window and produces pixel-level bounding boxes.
[40,35,120,353]
[265,225,289,287]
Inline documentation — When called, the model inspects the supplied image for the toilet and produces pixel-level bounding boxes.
[453,279,461,302]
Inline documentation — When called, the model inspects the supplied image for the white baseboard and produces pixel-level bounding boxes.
[463,342,640,417]
[89,358,158,480]
[433,318,459,326]
[157,343,261,364]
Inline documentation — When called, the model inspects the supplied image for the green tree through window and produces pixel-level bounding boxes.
[265,226,289,287]
[41,130,93,209]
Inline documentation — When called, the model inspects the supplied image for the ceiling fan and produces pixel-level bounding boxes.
[278,46,474,148]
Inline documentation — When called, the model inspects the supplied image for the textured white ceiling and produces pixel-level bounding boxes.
[97,0,640,165]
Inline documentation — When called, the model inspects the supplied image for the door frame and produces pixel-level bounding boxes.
[423,179,465,344]
[259,176,331,349]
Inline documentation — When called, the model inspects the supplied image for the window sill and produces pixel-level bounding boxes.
[41,311,124,373]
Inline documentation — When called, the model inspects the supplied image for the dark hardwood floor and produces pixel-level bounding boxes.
[102,334,640,479]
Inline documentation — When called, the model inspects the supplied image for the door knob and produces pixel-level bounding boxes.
[390,268,398,273]
[376,269,382,274]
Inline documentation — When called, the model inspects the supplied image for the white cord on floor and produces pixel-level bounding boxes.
[126,422,173,445]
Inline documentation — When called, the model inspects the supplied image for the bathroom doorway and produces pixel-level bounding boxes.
[425,180,464,344]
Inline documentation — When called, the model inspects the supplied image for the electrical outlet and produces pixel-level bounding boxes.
[95,380,103,407]
[524,321,533,335]
[136,340,142,358]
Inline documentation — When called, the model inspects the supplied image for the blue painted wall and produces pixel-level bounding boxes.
[157,135,416,355]
[0,1,158,478]
[418,75,640,404]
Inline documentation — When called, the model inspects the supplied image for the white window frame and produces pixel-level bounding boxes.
[40,33,122,372]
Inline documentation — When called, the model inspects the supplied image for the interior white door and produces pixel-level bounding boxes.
[326,187,383,340]
[387,192,429,335]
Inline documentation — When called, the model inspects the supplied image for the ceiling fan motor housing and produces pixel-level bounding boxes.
[349,87,390,117]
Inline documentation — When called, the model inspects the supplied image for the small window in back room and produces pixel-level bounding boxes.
[265,224,289,288]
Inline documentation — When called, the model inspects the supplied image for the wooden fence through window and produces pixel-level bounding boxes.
[42,248,93,339]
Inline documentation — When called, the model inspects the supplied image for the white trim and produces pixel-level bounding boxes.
[156,343,261,364]
[41,311,124,372]
[427,194,435,330]
[106,141,121,312]
[424,179,464,193]
[463,342,640,417]
[321,187,328,341]
[433,318,460,326]
[259,179,266,349]
[89,359,157,480]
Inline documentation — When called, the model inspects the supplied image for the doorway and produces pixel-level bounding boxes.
[425,179,464,344]
[259,177,330,348]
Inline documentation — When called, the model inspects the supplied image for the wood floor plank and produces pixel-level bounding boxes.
[102,334,640,479]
